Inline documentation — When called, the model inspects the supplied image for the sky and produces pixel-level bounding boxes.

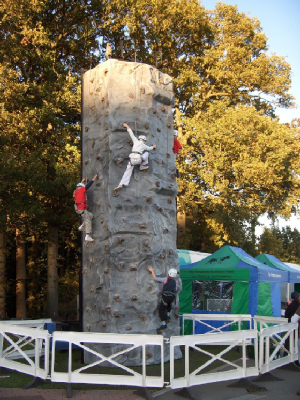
[201,0,300,235]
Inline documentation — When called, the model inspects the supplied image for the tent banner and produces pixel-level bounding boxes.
[180,267,250,282]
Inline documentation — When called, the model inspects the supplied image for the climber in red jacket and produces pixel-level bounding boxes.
[74,174,98,242]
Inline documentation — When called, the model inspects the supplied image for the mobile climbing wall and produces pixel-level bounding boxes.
[81,59,181,365]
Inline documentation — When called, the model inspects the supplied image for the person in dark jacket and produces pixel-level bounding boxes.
[148,267,179,333]
[285,291,299,322]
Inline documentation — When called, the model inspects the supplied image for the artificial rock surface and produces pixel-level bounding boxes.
[81,59,181,365]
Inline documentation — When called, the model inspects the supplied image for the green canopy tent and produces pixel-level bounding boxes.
[179,245,287,321]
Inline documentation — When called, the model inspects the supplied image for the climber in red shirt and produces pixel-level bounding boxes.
[74,174,98,242]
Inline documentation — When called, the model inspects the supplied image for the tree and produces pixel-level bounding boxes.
[0,0,102,318]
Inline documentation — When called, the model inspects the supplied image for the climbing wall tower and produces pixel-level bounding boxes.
[81,59,181,365]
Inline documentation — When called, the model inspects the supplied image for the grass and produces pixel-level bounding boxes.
[0,344,242,391]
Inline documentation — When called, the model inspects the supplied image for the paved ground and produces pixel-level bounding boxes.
[0,363,299,400]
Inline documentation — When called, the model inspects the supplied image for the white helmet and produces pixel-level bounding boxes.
[174,130,178,136]
[76,182,85,188]
[138,135,147,142]
[168,268,178,278]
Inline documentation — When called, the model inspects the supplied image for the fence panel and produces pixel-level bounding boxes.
[0,323,50,379]
[259,322,298,374]
[170,329,258,389]
[51,331,164,387]
[182,314,253,342]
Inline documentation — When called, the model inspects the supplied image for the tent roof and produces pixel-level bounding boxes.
[180,245,287,282]
[178,249,211,266]
[256,254,300,283]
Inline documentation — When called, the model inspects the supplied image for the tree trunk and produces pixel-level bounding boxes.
[16,228,26,318]
[0,228,6,319]
[47,224,58,320]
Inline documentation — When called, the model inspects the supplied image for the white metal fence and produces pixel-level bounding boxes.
[0,322,50,379]
[0,315,298,391]
[51,330,164,388]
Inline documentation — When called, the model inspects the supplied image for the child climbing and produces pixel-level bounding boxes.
[74,174,98,242]
[148,267,179,334]
[173,130,182,178]
[114,123,156,191]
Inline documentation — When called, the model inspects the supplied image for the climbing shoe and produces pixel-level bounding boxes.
[157,324,167,334]
[139,165,149,171]
[114,184,123,191]
[85,235,95,242]
[166,313,171,323]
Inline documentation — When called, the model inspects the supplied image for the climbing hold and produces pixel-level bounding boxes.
[91,139,95,148]
[146,197,152,204]
[123,218,127,222]
[90,78,94,83]
[141,87,145,94]
[105,306,111,311]
[86,307,91,313]
[160,254,165,259]
[159,78,164,84]
[90,258,95,264]
[136,118,140,122]
[167,123,171,128]
[100,218,104,223]
[87,325,91,331]
[104,68,109,75]
[162,160,165,165]
[101,97,105,102]
[161,108,165,112]
[118,237,124,243]
[114,295,120,302]
[126,326,132,330]
[144,242,150,248]
[105,124,108,130]
[163,228,169,234]
[105,112,108,116]
[168,184,173,188]
[167,198,172,204]
[146,353,152,359]
[102,322,107,327]
[129,94,134,99]
[147,286,152,291]
[131,295,138,301]
[145,123,149,129]
[140,316,146,321]
[120,263,124,269]
[152,110,156,114]
[89,106,94,110]
[104,227,108,231]
[157,128,161,132]
[117,158,124,165]
[105,141,108,146]
[157,206,163,212]
[90,287,94,293]
[140,224,146,229]
[130,266,137,271]
[85,127,90,132]
[171,173,176,179]
[105,243,109,250]
[114,311,121,318]
[96,201,101,206]
[84,160,88,165]
[89,92,93,96]
[156,181,160,187]
[83,269,88,274]
[166,153,170,158]
[129,69,132,74]
[104,268,109,274]
[96,155,100,160]
[169,249,173,254]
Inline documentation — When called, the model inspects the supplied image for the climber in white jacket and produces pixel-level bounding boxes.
[114,123,156,191]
